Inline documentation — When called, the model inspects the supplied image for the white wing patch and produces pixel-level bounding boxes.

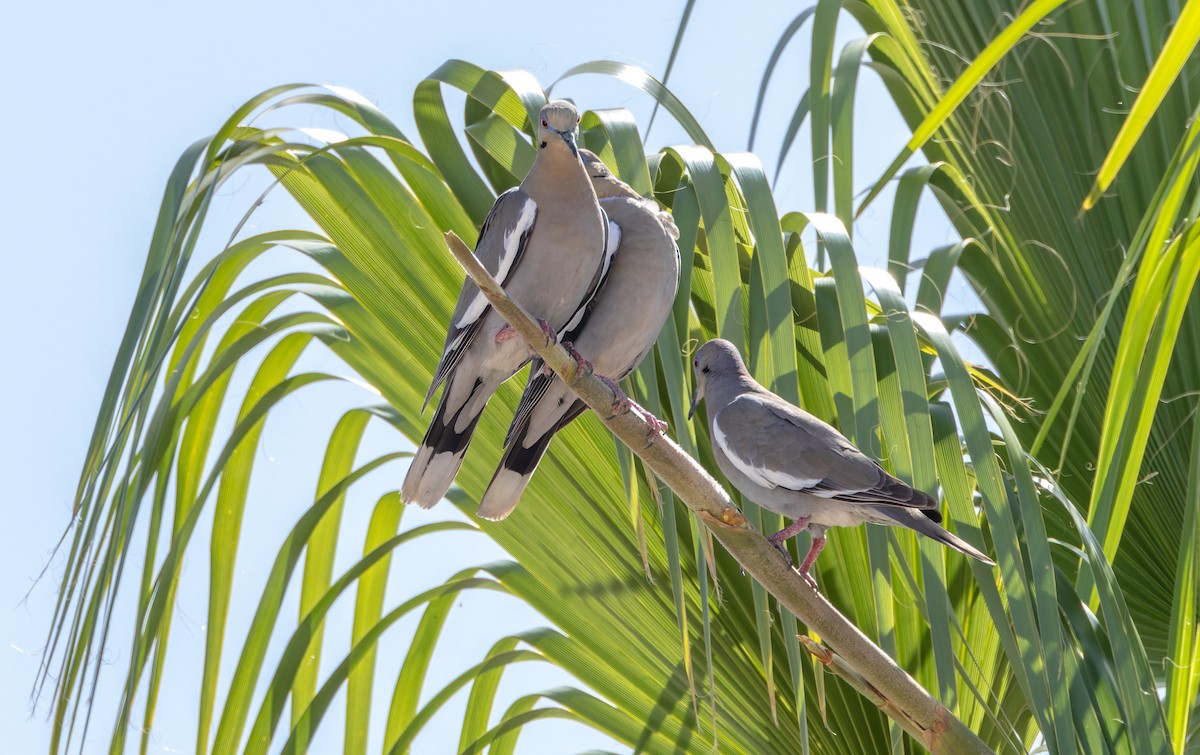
[455,194,538,330]
[713,416,822,492]
[561,215,621,334]
[601,216,621,282]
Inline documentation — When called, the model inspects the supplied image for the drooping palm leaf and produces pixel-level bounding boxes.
[758,0,1199,750]
[834,0,1200,674]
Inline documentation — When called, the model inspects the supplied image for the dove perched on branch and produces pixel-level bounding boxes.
[403,101,614,508]
[690,339,994,588]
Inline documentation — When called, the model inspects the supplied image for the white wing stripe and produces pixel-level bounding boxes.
[600,217,621,280]
[497,197,538,285]
[561,216,621,334]
[455,195,538,330]
[454,292,488,331]
[713,418,822,491]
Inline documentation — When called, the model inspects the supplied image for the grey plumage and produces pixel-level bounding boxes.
[477,150,680,520]
[402,101,609,509]
[690,339,994,586]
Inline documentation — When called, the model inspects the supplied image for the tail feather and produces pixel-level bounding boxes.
[504,366,552,448]
[478,400,586,520]
[402,378,486,508]
[882,506,996,565]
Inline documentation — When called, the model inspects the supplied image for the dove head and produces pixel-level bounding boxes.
[576,149,604,174]
[688,339,748,419]
[537,100,581,158]
[579,149,612,179]
[579,148,643,201]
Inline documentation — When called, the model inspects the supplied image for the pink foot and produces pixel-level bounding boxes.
[596,375,632,414]
[768,517,822,589]
[495,325,517,343]
[537,318,555,346]
[561,341,592,380]
[596,375,668,445]
[632,405,669,441]
[495,318,556,346]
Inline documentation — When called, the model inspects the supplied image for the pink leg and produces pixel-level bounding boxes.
[767,516,811,567]
[797,534,826,590]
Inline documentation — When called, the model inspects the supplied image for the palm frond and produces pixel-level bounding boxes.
[42,0,1200,746]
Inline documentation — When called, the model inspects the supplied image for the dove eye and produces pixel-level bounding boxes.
[540,118,548,128]
[693,357,700,367]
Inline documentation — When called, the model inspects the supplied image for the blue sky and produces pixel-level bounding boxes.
[1,1,959,752]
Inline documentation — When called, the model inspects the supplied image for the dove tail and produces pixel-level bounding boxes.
[476,437,550,521]
[402,376,488,508]
[477,400,586,521]
[884,507,996,566]
[476,414,555,521]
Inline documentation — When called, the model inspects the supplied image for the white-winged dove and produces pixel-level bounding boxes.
[689,339,994,588]
[402,101,611,508]
[476,150,680,520]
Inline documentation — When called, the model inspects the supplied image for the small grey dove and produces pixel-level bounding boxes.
[403,101,613,509]
[689,339,994,587]
[476,150,680,520]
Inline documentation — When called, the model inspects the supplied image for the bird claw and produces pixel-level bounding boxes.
[633,406,669,446]
[596,375,629,412]
[500,319,557,346]
[536,318,555,347]
[767,533,794,568]
[596,375,668,445]
[561,341,592,380]
[768,517,822,590]
[768,542,819,589]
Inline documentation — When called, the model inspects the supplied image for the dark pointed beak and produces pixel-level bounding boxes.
[688,386,701,420]
[558,129,578,158]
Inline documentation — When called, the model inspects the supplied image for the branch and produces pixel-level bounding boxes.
[444,232,991,754]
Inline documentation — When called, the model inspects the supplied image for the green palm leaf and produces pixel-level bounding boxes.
[40,2,1198,747]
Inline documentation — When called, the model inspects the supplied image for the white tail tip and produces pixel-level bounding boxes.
[476,468,532,521]
[401,445,464,509]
